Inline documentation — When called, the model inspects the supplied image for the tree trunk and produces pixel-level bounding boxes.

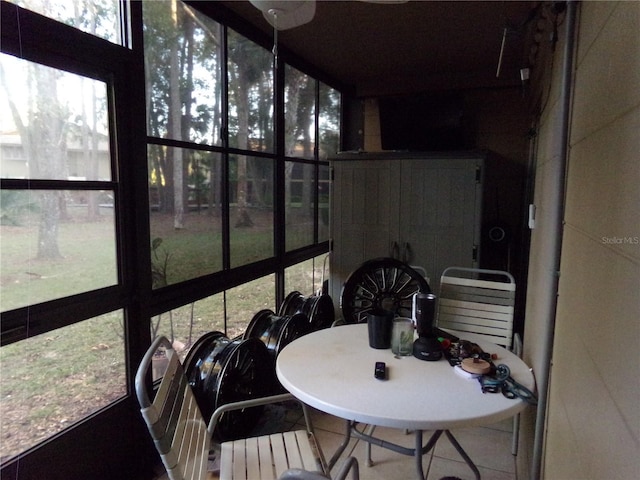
[284,70,303,222]
[234,70,252,228]
[0,61,65,258]
[85,79,102,221]
[170,0,184,229]
[299,83,314,219]
[33,62,66,258]
[79,0,101,221]
[38,192,62,258]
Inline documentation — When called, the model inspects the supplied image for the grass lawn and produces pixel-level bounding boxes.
[0,312,126,460]
[0,207,327,462]
[0,207,118,311]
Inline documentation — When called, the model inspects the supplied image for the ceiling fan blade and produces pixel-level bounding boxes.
[249,0,316,30]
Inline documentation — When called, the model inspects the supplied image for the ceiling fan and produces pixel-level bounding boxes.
[249,0,407,31]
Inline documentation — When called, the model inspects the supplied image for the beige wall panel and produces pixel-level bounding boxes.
[570,1,640,143]
[575,0,617,64]
[547,321,638,479]
[541,2,640,479]
[543,382,589,479]
[556,227,639,440]
[565,108,640,259]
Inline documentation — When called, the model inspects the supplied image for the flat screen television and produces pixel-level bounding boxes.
[378,94,469,151]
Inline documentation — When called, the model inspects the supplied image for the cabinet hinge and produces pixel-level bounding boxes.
[475,166,482,184]
[472,245,478,262]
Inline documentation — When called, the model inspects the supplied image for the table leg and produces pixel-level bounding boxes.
[415,430,426,479]
[415,430,443,479]
[341,424,481,480]
[444,430,481,480]
[327,420,354,471]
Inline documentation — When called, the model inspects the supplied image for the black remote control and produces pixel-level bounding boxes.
[374,361,387,380]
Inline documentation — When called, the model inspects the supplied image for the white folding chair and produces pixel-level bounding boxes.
[437,267,521,457]
[437,267,516,348]
[136,336,359,480]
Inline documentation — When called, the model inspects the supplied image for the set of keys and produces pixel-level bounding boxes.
[477,364,537,404]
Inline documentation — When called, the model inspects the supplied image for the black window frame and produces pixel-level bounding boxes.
[0,1,345,476]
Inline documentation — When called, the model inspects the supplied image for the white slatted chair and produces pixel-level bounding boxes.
[438,269,524,457]
[136,336,359,480]
[437,267,516,348]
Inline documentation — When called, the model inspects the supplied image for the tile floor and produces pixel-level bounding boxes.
[295,407,517,480]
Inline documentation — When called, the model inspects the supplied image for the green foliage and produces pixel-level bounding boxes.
[0,190,38,226]
[151,237,170,288]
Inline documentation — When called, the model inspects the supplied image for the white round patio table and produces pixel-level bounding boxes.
[276,323,535,479]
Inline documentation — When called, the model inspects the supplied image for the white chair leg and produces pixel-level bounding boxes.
[511,332,523,456]
[511,412,520,455]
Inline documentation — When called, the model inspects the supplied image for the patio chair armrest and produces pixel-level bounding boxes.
[207,393,298,435]
[135,336,173,409]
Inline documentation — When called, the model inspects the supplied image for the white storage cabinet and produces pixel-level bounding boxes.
[329,153,484,317]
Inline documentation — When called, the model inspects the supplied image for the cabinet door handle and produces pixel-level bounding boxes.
[390,241,399,259]
[403,242,412,264]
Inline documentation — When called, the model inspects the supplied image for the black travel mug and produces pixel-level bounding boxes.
[367,310,393,349]
[414,293,437,337]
